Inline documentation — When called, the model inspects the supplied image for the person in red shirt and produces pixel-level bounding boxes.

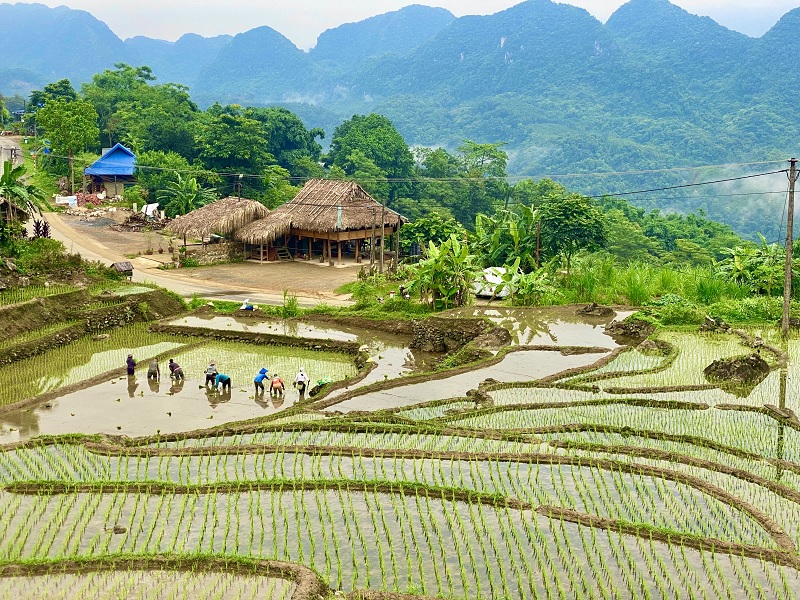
[270,374,285,398]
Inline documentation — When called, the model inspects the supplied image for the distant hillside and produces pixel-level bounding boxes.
[309,5,455,70]
[0,3,132,84]
[124,33,233,87]
[1,0,799,240]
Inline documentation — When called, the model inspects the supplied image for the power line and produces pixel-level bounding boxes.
[585,170,788,200]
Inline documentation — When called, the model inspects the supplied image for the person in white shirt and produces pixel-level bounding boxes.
[294,367,309,396]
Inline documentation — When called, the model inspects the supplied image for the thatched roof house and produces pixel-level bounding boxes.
[235,179,405,265]
[0,197,32,223]
[167,197,269,240]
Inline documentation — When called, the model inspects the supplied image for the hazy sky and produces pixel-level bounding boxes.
[14,0,800,48]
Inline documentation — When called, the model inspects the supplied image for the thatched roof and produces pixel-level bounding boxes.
[167,197,269,238]
[0,198,31,222]
[235,179,404,245]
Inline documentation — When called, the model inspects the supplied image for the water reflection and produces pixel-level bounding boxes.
[126,376,139,398]
[443,306,627,347]
[169,379,185,395]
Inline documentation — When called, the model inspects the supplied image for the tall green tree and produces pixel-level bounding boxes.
[35,99,99,192]
[194,105,273,176]
[327,113,413,201]
[81,64,156,147]
[539,192,607,278]
[244,106,324,173]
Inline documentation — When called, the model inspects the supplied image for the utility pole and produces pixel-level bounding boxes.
[782,158,798,338]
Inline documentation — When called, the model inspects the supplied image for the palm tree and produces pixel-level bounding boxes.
[0,160,43,228]
[158,173,217,217]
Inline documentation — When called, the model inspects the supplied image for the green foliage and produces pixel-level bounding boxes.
[35,98,99,157]
[122,185,148,206]
[718,234,788,297]
[158,173,217,218]
[327,113,414,201]
[0,161,45,233]
[539,192,607,276]
[473,203,539,271]
[400,212,466,253]
[708,296,785,324]
[408,234,480,310]
[280,289,300,318]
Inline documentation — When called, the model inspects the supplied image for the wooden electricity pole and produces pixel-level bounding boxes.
[782,158,798,338]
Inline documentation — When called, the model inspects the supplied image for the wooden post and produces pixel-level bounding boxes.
[370,208,376,269]
[379,200,386,274]
[337,232,342,266]
[394,221,401,267]
[260,243,263,264]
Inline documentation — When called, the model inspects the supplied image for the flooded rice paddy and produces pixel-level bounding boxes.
[3,305,800,598]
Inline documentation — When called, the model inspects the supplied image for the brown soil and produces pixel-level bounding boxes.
[703,353,771,396]
[576,302,616,317]
[604,317,656,343]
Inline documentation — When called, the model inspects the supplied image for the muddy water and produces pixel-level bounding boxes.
[0,375,294,440]
[324,350,610,413]
[170,314,363,340]
[444,306,632,347]
[170,314,437,395]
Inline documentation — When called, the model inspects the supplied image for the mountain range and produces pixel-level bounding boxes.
[1,0,799,239]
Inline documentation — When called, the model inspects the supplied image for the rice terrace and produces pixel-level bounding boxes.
[1,280,800,600]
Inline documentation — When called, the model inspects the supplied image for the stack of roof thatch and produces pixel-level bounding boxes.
[167,197,269,239]
[235,179,403,245]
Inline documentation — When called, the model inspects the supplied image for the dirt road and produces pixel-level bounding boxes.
[0,135,23,166]
[43,212,357,307]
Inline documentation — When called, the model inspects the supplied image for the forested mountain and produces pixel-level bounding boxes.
[1,0,799,239]
[309,5,455,70]
[124,33,233,88]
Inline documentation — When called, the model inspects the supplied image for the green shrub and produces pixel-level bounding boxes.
[709,297,783,323]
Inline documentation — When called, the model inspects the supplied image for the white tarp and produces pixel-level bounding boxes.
[55,195,77,206]
[473,266,512,298]
[141,203,160,217]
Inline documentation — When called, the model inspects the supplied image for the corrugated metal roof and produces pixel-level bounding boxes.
[84,143,136,176]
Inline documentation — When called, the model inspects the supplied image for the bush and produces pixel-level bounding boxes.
[709,297,784,323]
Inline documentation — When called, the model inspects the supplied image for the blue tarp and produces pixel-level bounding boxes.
[84,143,136,176]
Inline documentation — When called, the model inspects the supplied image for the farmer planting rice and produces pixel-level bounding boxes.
[147,358,160,381]
[125,353,136,376]
[254,367,269,393]
[270,374,285,398]
[205,361,217,386]
[168,359,184,380]
[214,372,231,392]
[294,367,309,396]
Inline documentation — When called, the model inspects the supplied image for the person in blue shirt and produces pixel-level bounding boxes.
[214,372,231,391]
[254,367,269,393]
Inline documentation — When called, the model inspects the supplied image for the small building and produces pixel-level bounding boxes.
[167,197,270,246]
[83,143,136,196]
[235,179,405,266]
[0,197,31,224]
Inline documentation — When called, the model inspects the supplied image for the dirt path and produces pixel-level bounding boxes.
[43,212,357,307]
[0,136,23,166]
